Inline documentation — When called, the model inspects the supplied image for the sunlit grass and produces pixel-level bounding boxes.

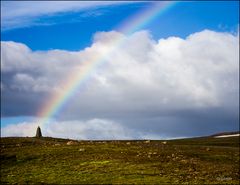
[1,136,239,184]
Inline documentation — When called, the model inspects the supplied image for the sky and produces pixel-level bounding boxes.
[1,1,239,140]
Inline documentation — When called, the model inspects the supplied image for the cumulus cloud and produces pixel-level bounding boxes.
[1,29,239,138]
[1,121,39,137]
[1,119,135,140]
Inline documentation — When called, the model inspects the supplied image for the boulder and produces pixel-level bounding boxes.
[66,141,78,145]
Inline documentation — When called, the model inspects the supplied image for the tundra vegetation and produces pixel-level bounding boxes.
[1,136,239,184]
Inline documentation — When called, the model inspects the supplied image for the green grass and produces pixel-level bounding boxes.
[1,136,239,184]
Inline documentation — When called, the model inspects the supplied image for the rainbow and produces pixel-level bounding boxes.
[37,1,178,128]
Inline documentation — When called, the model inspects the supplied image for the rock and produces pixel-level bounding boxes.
[54,143,61,146]
[126,142,131,145]
[206,147,211,151]
[180,159,188,163]
[144,140,151,144]
[162,141,167,145]
[79,148,85,152]
[66,141,77,145]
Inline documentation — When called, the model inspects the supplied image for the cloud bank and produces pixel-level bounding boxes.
[1,30,239,138]
[1,119,135,140]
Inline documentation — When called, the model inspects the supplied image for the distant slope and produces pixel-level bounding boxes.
[210,131,240,137]
[167,133,239,147]
[1,133,239,148]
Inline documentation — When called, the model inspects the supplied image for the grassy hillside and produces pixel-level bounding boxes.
[1,136,239,184]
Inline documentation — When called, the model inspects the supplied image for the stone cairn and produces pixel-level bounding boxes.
[35,126,42,138]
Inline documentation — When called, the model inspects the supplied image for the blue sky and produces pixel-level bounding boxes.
[1,1,239,139]
[1,1,239,51]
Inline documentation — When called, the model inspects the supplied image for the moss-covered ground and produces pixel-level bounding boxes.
[1,136,239,184]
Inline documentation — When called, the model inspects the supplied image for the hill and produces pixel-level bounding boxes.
[1,135,239,184]
[210,131,240,137]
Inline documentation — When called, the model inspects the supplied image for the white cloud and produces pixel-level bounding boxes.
[1,121,39,137]
[1,1,134,30]
[45,119,134,140]
[2,118,187,140]
[1,30,239,120]
[1,30,239,139]
[1,119,134,140]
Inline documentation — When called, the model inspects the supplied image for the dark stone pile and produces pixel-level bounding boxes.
[35,126,42,138]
